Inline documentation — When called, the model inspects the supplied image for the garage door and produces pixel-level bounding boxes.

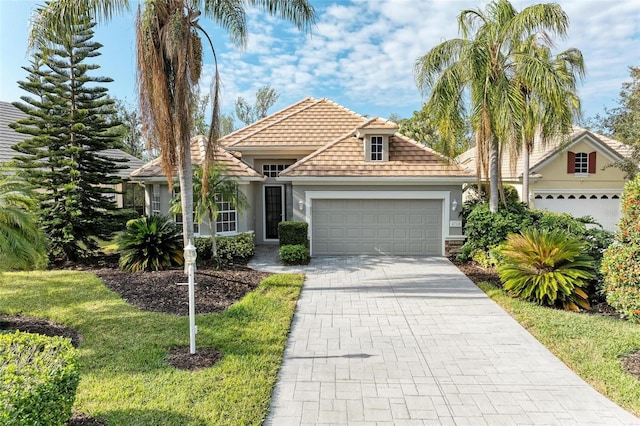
[311,199,442,255]
[534,193,621,231]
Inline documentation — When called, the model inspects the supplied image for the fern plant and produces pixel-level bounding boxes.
[497,228,596,311]
[117,215,183,272]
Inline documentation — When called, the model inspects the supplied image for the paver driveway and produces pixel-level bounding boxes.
[254,254,639,425]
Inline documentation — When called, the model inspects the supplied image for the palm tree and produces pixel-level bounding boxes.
[514,42,584,204]
[29,0,315,249]
[0,167,47,270]
[415,0,573,212]
[170,163,249,259]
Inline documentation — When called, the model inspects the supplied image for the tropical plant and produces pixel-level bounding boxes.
[602,175,640,322]
[497,228,596,311]
[12,18,128,262]
[415,0,576,212]
[171,163,249,259]
[513,40,584,204]
[117,215,183,272]
[0,167,47,270]
[30,0,316,254]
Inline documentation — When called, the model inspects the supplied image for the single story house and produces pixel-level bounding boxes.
[130,97,473,256]
[0,100,146,213]
[457,127,635,231]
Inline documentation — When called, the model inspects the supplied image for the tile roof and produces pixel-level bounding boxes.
[0,101,146,178]
[221,97,367,149]
[130,135,263,179]
[456,126,635,179]
[358,117,399,131]
[280,131,473,178]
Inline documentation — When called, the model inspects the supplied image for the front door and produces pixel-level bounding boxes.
[264,186,283,240]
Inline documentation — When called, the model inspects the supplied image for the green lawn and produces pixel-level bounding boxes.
[479,282,640,416]
[0,270,304,425]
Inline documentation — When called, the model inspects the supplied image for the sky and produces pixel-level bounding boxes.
[0,0,639,126]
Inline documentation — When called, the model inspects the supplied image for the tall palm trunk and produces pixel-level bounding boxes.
[489,135,500,213]
[178,141,194,248]
[522,140,531,204]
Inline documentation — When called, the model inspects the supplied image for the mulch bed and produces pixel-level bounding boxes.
[93,266,271,316]
[1,263,271,425]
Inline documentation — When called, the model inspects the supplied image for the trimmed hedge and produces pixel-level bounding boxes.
[0,331,80,426]
[279,244,308,265]
[278,221,308,246]
[195,232,255,263]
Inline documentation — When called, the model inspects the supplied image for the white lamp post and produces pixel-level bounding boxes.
[184,240,197,354]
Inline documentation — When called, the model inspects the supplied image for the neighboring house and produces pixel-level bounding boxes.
[457,127,635,231]
[0,101,147,213]
[130,97,473,256]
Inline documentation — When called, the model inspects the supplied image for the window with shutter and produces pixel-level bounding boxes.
[568,151,596,175]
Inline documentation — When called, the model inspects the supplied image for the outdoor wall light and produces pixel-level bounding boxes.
[451,198,458,211]
[298,200,304,211]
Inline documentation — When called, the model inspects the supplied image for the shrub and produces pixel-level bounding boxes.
[279,244,308,265]
[0,331,80,426]
[458,201,534,261]
[117,215,184,272]
[218,232,255,262]
[195,237,213,260]
[195,233,255,264]
[278,221,308,246]
[497,228,595,311]
[602,175,640,322]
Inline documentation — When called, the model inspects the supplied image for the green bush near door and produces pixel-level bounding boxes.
[277,221,308,246]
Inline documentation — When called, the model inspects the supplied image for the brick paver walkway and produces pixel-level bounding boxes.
[250,251,639,425]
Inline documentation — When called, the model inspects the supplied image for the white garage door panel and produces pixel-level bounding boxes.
[312,199,442,255]
[534,193,621,232]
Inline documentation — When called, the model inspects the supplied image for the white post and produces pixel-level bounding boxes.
[184,240,197,355]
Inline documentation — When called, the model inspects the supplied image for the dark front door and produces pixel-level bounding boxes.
[265,186,283,239]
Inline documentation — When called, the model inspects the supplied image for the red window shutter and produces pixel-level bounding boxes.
[567,151,576,173]
[588,151,597,174]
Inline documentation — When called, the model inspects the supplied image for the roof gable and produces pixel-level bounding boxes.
[131,135,263,180]
[456,126,634,179]
[221,97,366,149]
[280,130,472,178]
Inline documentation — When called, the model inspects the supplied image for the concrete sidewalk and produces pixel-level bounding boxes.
[250,253,639,425]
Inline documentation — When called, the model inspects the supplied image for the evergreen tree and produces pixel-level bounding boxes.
[10,18,128,262]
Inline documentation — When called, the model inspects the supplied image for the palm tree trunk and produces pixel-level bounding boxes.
[208,210,217,259]
[489,135,500,213]
[178,142,195,249]
[522,141,530,205]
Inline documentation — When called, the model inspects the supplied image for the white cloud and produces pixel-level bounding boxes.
[199,0,639,119]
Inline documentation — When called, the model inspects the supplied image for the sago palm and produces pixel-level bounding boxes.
[117,215,183,272]
[0,168,47,270]
[415,0,575,212]
[30,0,315,251]
[497,228,595,311]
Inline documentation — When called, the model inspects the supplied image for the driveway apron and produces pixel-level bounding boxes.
[258,255,639,425]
